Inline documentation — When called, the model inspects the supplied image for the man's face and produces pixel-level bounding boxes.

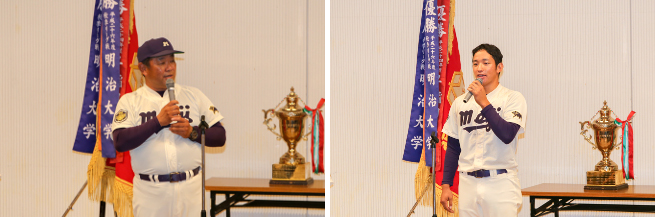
[472,49,503,86]
[141,54,176,91]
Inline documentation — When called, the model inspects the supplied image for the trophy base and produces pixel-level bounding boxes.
[270,177,314,185]
[584,183,628,190]
[270,163,312,185]
[584,170,627,190]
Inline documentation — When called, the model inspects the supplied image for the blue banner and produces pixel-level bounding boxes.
[73,0,122,159]
[72,0,103,154]
[403,0,443,167]
[99,0,122,158]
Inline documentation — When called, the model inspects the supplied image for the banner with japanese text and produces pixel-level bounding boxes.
[403,1,464,214]
[73,0,121,157]
[402,0,443,167]
[73,0,139,216]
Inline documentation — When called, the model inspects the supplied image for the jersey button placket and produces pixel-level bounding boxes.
[165,133,178,173]
[473,130,483,168]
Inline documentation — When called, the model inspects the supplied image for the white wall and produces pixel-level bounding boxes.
[331,0,655,216]
[0,0,325,217]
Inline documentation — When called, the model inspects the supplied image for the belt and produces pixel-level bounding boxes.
[466,169,507,178]
[139,166,201,183]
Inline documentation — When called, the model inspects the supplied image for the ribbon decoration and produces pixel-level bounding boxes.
[303,98,325,174]
[615,111,635,180]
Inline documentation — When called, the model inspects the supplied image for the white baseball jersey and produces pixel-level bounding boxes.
[112,83,223,174]
[112,83,223,217]
[442,84,527,173]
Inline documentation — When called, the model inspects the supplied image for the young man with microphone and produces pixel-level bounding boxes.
[111,37,226,217]
[439,44,527,217]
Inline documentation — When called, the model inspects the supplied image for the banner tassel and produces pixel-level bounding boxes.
[113,177,135,217]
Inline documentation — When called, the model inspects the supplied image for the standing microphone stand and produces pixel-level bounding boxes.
[430,132,439,217]
[405,131,440,217]
[199,115,209,217]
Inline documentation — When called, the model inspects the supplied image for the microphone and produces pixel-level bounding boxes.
[166,79,175,101]
[463,78,483,103]
[429,131,439,147]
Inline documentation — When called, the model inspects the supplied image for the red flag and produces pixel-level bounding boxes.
[435,28,462,195]
[112,1,139,216]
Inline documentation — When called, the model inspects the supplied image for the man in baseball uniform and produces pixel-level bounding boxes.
[440,44,527,217]
[112,37,226,217]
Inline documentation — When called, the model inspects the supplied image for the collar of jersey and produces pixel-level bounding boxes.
[141,83,177,99]
[485,84,504,100]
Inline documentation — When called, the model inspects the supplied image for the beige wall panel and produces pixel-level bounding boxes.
[631,2,655,214]
[308,0,326,108]
[332,0,651,217]
[331,0,430,216]
[0,0,324,217]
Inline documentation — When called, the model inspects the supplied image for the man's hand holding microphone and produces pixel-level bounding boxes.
[156,79,193,139]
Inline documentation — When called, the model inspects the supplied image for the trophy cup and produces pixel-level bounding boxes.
[579,101,627,190]
[263,87,313,185]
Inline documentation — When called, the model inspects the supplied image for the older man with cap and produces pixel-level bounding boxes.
[111,37,227,217]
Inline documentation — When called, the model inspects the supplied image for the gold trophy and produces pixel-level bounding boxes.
[263,87,313,185]
[579,101,627,190]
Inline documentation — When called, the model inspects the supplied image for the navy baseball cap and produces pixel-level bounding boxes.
[137,37,184,63]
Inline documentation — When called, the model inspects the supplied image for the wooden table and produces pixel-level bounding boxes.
[522,183,655,217]
[205,178,325,217]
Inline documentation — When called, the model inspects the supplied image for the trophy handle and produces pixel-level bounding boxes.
[301,131,312,141]
[615,128,623,150]
[262,109,282,140]
[579,121,596,149]
[301,115,314,141]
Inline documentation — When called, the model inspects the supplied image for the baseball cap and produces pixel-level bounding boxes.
[137,37,184,63]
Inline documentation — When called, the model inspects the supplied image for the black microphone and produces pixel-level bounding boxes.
[166,79,175,101]
[429,131,439,147]
[462,78,483,103]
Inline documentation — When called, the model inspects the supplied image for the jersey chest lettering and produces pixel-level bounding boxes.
[139,111,157,124]
[137,104,194,124]
[459,106,502,133]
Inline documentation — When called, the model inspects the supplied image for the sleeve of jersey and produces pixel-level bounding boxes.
[193,88,224,127]
[501,92,527,135]
[442,136,460,186]
[113,118,164,152]
[191,122,226,147]
[480,105,520,144]
[441,100,460,139]
[112,94,137,132]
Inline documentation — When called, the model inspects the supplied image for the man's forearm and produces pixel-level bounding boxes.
[113,118,163,152]
[480,104,520,144]
[191,122,226,147]
[442,136,461,186]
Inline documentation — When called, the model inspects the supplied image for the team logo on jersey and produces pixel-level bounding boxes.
[115,109,128,123]
[512,111,522,120]
[459,107,504,133]
[209,106,219,114]
[179,105,193,123]
[139,111,157,124]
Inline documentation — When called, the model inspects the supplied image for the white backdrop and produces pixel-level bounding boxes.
[0,0,325,217]
[331,0,655,216]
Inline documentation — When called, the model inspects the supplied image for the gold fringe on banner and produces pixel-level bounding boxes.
[414,151,460,216]
[414,151,432,206]
[87,141,110,202]
[102,166,116,203]
[113,177,134,217]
